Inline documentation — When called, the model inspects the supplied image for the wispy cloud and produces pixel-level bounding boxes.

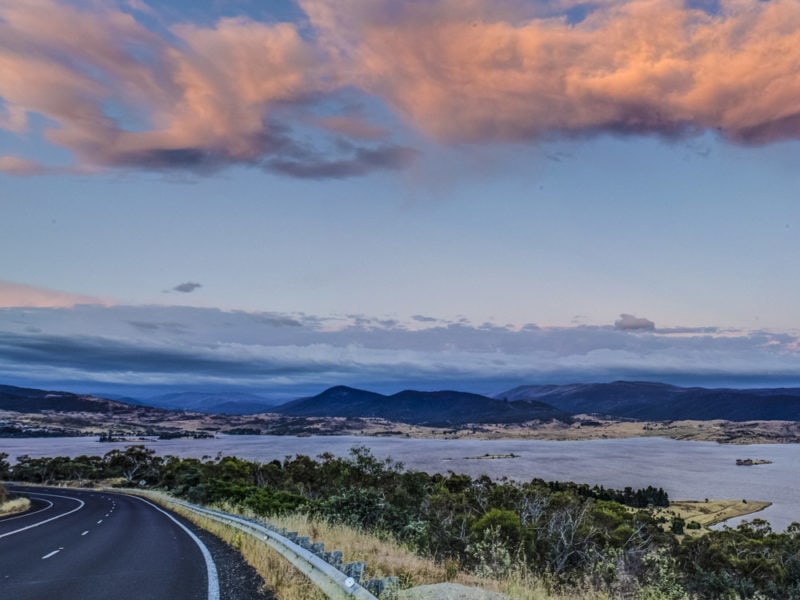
[302,0,800,147]
[265,143,417,179]
[0,156,53,176]
[0,281,110,308]
[3,1,800,177]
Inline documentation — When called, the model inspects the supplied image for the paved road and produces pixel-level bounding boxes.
[0,486,218,600]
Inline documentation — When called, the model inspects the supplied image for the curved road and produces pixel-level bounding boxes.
[0,486,218,600]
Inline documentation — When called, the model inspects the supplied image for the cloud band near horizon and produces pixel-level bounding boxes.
[1,303,799,397]
[3,0,800,177]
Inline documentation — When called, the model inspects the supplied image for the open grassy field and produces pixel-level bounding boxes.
[6,401,800,444]
[653,499,772,537]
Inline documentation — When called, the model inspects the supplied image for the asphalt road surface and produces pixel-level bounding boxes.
[0,485,218,600]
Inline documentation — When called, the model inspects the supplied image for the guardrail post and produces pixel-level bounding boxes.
[311,542,325,556]
[344,561,366,583]
[325,550,343,569]
[364,577,400,599]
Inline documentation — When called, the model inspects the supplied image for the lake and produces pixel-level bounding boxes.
[3,436,798,530]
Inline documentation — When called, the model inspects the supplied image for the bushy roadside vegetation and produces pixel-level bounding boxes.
[0,457,30,515]
[4,447,799,599]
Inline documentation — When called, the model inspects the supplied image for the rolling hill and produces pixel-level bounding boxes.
[274,385,570,426]
[495,381,800,421]
[0,384,133,413]
[142,391,279,414]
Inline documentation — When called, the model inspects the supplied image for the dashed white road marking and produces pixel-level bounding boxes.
[42,548,63,560]
[97,520,103,524]
[81,530,89,536]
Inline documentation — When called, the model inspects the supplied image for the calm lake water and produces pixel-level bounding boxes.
[3,436,798,530]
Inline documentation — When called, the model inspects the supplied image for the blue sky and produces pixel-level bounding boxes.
[2,0,800,398]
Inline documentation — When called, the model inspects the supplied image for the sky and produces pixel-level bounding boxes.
[2,0,800,399]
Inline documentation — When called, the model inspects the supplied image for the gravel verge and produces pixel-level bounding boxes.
[172,510,274,600]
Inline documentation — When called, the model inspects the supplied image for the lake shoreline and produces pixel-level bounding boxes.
[3,435,798,531]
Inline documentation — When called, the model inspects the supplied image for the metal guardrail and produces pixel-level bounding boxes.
[155,496,380,600]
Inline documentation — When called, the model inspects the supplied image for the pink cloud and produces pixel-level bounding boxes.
[0,156,49,176]
[0,281,111,308]
[303,0,800,145]
[0,0,410,177]
[2,0,800,177]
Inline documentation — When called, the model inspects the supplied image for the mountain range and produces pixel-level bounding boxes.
[140,391,279,415]
[4,381,800,432]
[495,381,800,421]
[273,386,570,426]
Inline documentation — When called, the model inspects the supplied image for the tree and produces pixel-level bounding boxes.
[0,452,9,480]
[104,446,160,484]
[471,508,522,548]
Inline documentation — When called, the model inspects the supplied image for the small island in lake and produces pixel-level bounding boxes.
[464,452,520,460]
[736,458,773,466]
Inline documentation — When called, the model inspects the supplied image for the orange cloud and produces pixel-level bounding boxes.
[0,0,410,177]
[0,281,111,308]
[0,156,50,175]
[303,0,800,144]
[2,0,800,177]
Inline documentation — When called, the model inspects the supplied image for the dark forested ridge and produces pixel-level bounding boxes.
[497,380,800,421]
[142,391,278,414]
[274,385,570,425]
[0,384,135,413]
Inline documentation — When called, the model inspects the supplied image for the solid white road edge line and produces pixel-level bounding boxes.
[130,496,220,600]
[0,493,85,539]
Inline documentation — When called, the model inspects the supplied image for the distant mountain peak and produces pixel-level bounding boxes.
[275,385,569,426]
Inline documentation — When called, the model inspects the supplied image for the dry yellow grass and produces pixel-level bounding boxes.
[130,490,324,599]
[211,503,605,600]
[243,509,447,587]
[130,491,614,599]
[0,497,31,516]
[654,498,772,536]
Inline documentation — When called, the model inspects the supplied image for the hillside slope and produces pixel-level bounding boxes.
[496,381,800,421]
[142,391,278,414]
[0,384,133,413]
[275,385,570,426]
